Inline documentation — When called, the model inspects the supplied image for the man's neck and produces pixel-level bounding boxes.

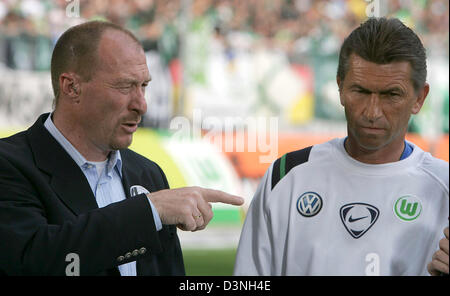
[52,111,109,162]
[344,137,406,164]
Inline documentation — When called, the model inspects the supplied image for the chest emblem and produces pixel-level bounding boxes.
[297,192,323,217]
[393,195,422,222]
[130,185,150,197]
[340,203,379,239]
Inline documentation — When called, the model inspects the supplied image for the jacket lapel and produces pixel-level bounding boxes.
[27,113,98,215]
[120,167,133,199]
[120,152,145,199]
[120,151,159,276]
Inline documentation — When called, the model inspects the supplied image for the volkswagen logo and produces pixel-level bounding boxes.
[297,192,323,217]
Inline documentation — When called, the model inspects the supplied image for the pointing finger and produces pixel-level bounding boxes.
[201,188,244,205]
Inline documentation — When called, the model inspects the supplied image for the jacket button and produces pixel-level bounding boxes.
[125,252,132,259]
[132,249,139,257]
[139,247,146,255]
[117,255,125,262]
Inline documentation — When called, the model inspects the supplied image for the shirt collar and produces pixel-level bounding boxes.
[343,136,413,161]
[109,150,123,177]
[44,113,123,177]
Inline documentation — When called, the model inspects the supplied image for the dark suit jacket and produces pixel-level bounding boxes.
[0,113,185,275]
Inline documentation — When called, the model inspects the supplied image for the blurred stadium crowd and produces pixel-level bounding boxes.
[0,0,449,70]
[0,0,448,69]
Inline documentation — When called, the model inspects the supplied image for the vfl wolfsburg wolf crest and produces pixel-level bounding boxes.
[394,195,422,221]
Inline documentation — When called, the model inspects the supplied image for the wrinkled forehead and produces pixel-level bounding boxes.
[96,29,148,75]
[346,54,413,86]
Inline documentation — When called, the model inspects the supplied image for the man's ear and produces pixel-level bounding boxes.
[337,76,344,106]
[59,73,81,102]
[411,82,429,115]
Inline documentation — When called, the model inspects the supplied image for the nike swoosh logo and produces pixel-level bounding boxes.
[348,215,368,223]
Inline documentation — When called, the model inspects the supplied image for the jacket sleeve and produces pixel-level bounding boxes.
[233,167,273,276]
[0,155,163,275]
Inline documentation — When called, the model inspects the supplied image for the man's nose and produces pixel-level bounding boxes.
[363,93,383,123]
[130,86,147,115]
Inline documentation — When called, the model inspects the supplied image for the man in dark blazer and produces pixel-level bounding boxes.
[0,21,243,275]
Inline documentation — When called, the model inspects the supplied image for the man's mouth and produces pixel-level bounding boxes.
[121,120,140,133]
[360,126,385,134]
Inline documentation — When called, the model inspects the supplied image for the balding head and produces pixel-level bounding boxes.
[50,21,142,107]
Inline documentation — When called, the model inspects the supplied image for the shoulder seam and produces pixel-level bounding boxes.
[418,166,449,195]
[271,146,313,190]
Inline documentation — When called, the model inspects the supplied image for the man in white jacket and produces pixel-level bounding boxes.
[234,17,449,276]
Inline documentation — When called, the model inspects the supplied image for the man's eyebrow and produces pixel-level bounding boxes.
[349,84,371,92]
[379,87,404,95]
[114,77,152,84]
[349,84,404,94]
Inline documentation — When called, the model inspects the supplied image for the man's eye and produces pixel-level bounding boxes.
[381,92,401,98]
[354,89,370,94]
[118,86,132,93]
